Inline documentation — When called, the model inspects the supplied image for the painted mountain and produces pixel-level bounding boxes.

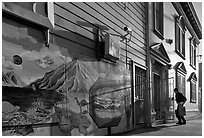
[2,59,98,134]
[2,58,131,135]
[30,59,98,94]
[2,71,26,87]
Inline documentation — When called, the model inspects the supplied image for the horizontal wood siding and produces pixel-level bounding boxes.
[53,2,147,66]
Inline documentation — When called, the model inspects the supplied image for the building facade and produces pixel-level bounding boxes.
[147,2,202,124]
[2,2,202,136]
[2,2,149,136]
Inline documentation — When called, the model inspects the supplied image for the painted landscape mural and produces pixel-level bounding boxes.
[2,43,132,136]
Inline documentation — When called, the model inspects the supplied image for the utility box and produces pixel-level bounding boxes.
[104,33,120,61]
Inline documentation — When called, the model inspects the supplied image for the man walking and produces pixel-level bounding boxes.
[174,88,187,125]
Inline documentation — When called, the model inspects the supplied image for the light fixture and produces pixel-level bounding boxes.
[165,38,173,45]
[178,15,182,22]
[120,26,132,42]
[107,26,132,42]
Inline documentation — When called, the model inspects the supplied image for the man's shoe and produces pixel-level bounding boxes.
[176,122,182,125]
[182,121,186,125]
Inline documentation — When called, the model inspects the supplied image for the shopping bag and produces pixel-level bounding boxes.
[175,109,179,118]
[178,106,186,116]
[182,106,186,116]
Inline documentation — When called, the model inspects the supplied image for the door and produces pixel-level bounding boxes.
[153,74,161,120]
[134,66,146,125]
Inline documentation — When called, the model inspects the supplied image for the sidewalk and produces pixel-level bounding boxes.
[113,116,202,136]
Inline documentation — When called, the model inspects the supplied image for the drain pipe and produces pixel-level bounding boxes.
[145,2,152,127]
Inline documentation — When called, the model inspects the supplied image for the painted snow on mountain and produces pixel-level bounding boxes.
[2,71,26,87]
[30,59,99,94]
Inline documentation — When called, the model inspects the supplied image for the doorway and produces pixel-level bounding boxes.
[134,66,146,125]
[153,74,161,120]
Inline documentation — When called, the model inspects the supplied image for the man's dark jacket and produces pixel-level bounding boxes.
[175,92,187,103]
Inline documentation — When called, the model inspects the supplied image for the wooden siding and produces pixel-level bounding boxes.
[52,2,147,66]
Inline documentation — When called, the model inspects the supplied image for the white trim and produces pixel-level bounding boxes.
[48,2,55,28]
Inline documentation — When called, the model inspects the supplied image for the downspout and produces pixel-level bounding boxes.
[145,2,152,127]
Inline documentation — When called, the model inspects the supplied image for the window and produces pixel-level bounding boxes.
[187,72,197,103]
[2,2,54,47]
[174,62,187,96]
[2,2,54,28]
[153,2,164,39]
[189,37,196,69]
[176,72,186,96]
[175,15,186,59]
[190,81,196,103]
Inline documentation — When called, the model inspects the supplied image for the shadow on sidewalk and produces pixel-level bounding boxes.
[112,124,179,136]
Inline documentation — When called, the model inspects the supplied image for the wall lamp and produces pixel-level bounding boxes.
[107,26,132,42]
[120,26,132,42]
[177,15,183,22]
[165,38,173,45]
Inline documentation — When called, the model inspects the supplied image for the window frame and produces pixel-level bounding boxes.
[175,15,186,59]
[175,62,187,96]
[187,72,197,103]
[2,2,54,29]
[2,2,54,47]
[189,37,197,69]
[190,80,197,103]
[176,71,186,96]
[153,2,164,40]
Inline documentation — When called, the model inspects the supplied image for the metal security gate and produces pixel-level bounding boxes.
[130,60,146,126]
[134,66,146,124]
[132,64,146,126]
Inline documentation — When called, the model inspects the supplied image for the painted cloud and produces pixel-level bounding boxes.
[2,55,22,71]
[20,48,71,70]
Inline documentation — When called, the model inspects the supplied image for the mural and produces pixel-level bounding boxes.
[2,43,131,136]
[89,77,129,128]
